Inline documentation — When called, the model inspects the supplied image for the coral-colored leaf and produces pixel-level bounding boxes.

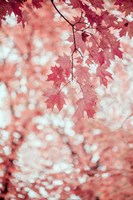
[89,0,104,8]
[115,0,133,15]
[47,66,66,87]
[75,84,97,119]
[46,92,66,111]
[69,0,81,9]
[75,98,96,119]
[98,51,105,65]
[32,0,43,8]
[69,32,86,53]
[56,54,71,78]
[119,21,133,38]
[96,65,113,86]
[74,66,90,83]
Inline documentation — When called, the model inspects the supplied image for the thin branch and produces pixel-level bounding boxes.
[51,0,73,26]
[51,0,86,81]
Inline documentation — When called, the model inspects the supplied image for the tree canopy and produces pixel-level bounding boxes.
[0,0,133,118]
[0,1,133,200]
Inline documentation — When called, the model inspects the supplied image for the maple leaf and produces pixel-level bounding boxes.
[96,65,113,87]
[81,4,98,26]
[82,32,89,42]
[32,0,43,8]
[119,21,133,38]
[110,40,123,59]
[89,0,104,9]
[9,2,22,17]
[115,0,125,4]
[100,31,123,59]
[115,0,133,15]
[0,2,9,24]
[56,54,71,78]
[74,66,90,83]
[47,66,66,87]
[98,51,105,66]
[88,35,100,64]
[101,11,118,28]
[0,1,23,25]
[75,98,96,119]
[69,0,81,9]
[75,83,97,119]
[69,32,86,54]
[73,16,86,30]
[46,91,66,111]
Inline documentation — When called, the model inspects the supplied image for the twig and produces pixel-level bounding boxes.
[51,0,85,81]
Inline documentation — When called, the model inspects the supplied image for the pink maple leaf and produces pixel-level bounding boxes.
[47,66,66,87]
[96,65,113,87]
[69,32,86,53]
[119,21,133,38]
[56,54,71,78]
[110,40,123,59]
[32,0,43,8]
[46,92,66,111]
[75,83,97,119]
[89,0,104,8]
[69,0,81,9]
[74,66,90,83]
[98,51,105,65]
[75,98,96,119]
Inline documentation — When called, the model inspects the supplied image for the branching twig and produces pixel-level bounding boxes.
[51,0,86,81]
[51,0,73,26]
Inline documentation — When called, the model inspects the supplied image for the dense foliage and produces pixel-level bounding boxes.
[0,0,133,200]
[0,0,133,117]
